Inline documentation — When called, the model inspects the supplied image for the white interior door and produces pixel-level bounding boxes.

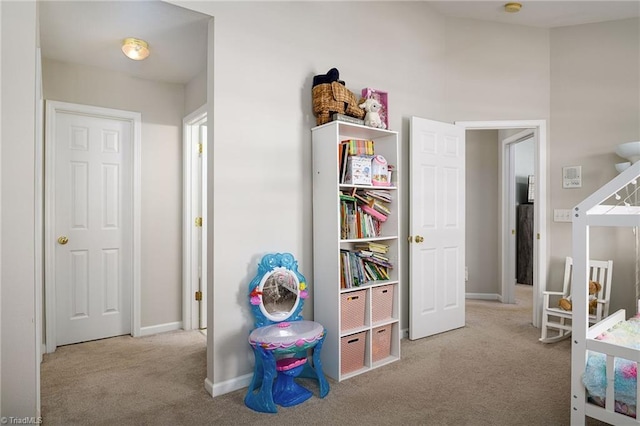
[183,107,207,331]
[198,122,207,329]
[409,117,466,340]
[50,104,133,346]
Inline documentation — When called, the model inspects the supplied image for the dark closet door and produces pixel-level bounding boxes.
[517,204,534,285]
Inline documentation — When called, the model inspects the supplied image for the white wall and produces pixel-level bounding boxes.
[549,18,640,314]
[443,18,550,122]
[10,0,635,408]
[515,139,535,204]
[173,1,552,393]
[42,59,185,328]
[0,0,39,417]
[465,130,500,295]
[174,0,449,388]
[185,67,207,116]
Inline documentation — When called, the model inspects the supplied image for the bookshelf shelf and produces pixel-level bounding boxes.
[312,120,400,381]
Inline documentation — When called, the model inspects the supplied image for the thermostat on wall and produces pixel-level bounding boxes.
[562,166,582,188]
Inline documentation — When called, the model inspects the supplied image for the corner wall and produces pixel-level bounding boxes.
[1,0,39,417]
[174,0,551,393]
[549,18,640,314]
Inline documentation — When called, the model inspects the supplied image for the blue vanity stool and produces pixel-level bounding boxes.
[244,253,330,413]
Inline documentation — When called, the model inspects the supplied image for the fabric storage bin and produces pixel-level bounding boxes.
[341,289,366,331]
[372,325,391,362]
[372,285,394,323]
[340,331,366,375]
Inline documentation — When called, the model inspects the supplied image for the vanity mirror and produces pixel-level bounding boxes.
[245,253,329,413]
[253,267,303,324]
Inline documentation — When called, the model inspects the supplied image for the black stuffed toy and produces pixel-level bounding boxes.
[312,68,345,87]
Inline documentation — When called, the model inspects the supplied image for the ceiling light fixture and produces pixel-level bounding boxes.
[504,2,522,13]
[121,38,150,61]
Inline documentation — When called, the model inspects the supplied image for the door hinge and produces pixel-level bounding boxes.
[195,217,203,227]
[195,291,203,301]
[198,143,203,154]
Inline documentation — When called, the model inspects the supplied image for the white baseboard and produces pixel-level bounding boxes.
[139,321,183,337]
[465,293,501,301]
[205,373,253,397]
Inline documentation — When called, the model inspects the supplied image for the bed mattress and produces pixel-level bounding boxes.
[583,314,640,417]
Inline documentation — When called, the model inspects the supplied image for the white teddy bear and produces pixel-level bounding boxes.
[359,98,386,129]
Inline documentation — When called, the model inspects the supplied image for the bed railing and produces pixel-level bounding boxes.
[585,309,640,425]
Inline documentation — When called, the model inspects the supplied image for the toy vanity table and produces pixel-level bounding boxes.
[244,253,330,413]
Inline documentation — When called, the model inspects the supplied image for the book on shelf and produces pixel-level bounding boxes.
[344,155,373,185]
[338,142,349,184]
[342,139,375,156]
[339,249,393,288]
[364,189,392,203]
[332,113,365,126]
[354,241,389,253]
[338,139,380,184]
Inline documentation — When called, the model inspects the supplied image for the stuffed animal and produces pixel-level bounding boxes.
[359,98,386,129]
[311,68,365,125]
[558,280,602,314]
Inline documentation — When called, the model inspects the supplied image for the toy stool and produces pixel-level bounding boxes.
[272,357,312,407]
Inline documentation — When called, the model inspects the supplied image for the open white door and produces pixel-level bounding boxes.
[409,117,465,340]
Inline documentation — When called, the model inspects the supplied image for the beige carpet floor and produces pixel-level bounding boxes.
[41,285,606,425]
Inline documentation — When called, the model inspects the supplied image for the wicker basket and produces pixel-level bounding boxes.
[312,82,365,126]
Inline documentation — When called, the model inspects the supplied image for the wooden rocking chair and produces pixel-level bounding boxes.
[539,256,613,344]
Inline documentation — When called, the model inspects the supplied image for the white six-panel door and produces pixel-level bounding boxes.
[409,117,466,340]
[49,103,135,347]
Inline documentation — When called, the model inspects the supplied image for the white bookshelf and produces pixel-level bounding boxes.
[312,120,400,381]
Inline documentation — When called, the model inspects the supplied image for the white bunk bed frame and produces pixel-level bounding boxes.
[572,160,640,425]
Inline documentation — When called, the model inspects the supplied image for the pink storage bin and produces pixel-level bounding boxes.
[372,325,391,362]
[341,331,367,374]
[372,285,394,323]
[341,289,366,331]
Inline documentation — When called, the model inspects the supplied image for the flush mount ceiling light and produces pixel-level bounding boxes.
[121,38,149,61]
[504,2,522,13]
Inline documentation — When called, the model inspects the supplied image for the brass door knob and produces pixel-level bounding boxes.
[58,236,69,245]
[415,235,424,243]
[407,236,413,243]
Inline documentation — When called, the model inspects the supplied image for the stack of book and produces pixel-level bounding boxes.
[339,188,392,239]
[338,139,375,184]
[339,246,393,289]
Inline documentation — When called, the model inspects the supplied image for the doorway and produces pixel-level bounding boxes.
[504,130,535,291]
[183,105,208,331]
[457,120,547,328]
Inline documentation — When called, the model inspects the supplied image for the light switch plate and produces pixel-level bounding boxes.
[554,209,572,222]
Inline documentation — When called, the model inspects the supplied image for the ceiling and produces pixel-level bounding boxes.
[38,1,210,85]
[38,1,639,85]
[427,1,640,28]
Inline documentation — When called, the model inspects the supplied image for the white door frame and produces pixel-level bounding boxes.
[44,100,142,353]
[456,120,547,328]
[182,104,207,330]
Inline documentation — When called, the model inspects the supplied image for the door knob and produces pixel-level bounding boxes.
[415,235,424,243]
[407,236,413,243]
[58,236,69,245]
